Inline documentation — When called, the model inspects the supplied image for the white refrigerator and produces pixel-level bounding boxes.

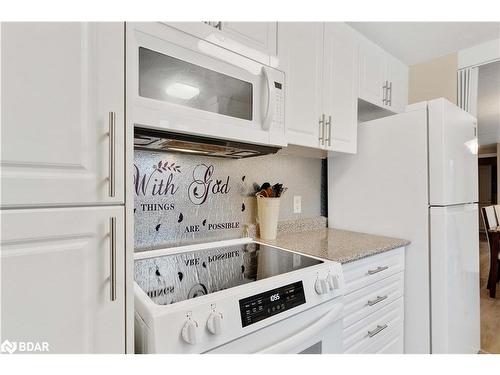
[329,98,480,354]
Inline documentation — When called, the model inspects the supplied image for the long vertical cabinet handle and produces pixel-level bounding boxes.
[388,81,393,106]
[382,81,388,105]
[109,217,117,301]
[318,114,325,145]
[108,112,116,198]
[325,115,332,147]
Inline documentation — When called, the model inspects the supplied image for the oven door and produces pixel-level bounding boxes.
[205,300,343,354]
[127,22,286,147]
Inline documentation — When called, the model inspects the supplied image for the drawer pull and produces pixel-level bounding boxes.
[367,266,388,275]
[367,295,388,306]
[368,324,388,338]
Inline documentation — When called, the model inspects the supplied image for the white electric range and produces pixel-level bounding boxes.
[134,237,345,354]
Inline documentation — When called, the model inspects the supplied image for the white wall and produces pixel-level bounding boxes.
[408,53,458,104]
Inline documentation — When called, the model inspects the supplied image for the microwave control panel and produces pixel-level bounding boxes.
[273,81,284,129]
[239,281,306,327]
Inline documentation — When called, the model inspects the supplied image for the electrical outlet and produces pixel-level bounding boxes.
[293,196,302,214]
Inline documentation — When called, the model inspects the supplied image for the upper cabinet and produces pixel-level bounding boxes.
[0,23,125,208]
[165,22,277,66]
[323,23,359,153]
[278,22,324,148]
[278,22,358,153]
[385,54,409,113]
[358,38,408,116]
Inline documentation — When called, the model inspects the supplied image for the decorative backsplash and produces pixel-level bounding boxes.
[134,149,324,251]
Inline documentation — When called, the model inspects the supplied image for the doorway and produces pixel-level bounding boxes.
[476,59,500,354]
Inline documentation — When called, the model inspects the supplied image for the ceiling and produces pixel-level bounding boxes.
[347,22,500,65]
[477,60,500,146]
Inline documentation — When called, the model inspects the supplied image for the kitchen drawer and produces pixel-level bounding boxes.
[343,271,404,328]
[360,322,404,354]
[342,247,405,294]
[343,297,404,353]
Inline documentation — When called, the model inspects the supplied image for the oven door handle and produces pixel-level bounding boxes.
[255,303,343,354]
[262,66,275,131]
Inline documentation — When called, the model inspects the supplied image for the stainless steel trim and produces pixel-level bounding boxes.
[367,266,389,275]
[108,112,116,198]
[319,114,325,145]
[326,115,332,147]
[367,295,388,306]
[110,216,117,301]
[368,324,388,338]
[388,81,393,106]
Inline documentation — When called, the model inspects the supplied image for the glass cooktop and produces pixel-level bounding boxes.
[134,242,323,305]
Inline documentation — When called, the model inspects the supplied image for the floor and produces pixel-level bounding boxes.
[479,238,500,354]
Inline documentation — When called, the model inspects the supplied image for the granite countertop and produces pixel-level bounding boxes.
[257,226,410,264]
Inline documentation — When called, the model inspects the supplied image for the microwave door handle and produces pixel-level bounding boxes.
[254,303,342,354]
[262,66,276,130]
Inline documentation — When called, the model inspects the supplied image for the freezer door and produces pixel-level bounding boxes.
[428,98,478,205]
[430,204,480,354]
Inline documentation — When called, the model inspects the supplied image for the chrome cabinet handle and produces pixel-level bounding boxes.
[388,81,393,106]
[382,80,388,104]
[368,324,388,338]
[108,112,116,198]
[367,265,388,275]
[318,114,325,145]
[204,21,221,30]
[109,217,117,301]
[325,115,332,147]
[367,295,388,306]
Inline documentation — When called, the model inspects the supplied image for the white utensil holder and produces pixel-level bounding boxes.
[257,196,281,240]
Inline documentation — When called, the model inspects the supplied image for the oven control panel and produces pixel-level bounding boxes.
[239,281,306,327]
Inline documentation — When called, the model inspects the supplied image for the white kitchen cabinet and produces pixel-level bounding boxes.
[278,22,358,153]
[219,22,277,57]
[358,37,408,115]
[0,206,125,353]
[166,22,277,66]
[342,247,405,354]
[358,39,387,108]
[323,23,359,153]
[386,54,409,113]
[0,22,124,208]
[278,22,323,148]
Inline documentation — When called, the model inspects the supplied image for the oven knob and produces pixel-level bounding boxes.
[315,278,329,295]
[206,311,224,335]
[327,274,340,291]
[181,319,200,345]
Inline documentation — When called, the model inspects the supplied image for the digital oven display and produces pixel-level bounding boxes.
[239,281,306,327]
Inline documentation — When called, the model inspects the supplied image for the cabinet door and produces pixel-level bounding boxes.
[221,22,277,57]
[323,23,358,153]
[358,38,386,107]
[278,22,324,148]
[386,55,408,113]
[166,22,277,66]
[1,206,125,353]
[1,23,124,208]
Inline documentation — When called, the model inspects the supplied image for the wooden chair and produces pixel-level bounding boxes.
[482,206,500,297]
[494,205,500,223]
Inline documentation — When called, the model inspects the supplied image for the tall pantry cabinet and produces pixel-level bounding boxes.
[1,23,127,353]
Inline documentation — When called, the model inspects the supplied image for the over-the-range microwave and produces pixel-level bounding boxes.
[127,23,286,148]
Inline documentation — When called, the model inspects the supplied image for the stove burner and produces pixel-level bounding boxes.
[188,283,207,299]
